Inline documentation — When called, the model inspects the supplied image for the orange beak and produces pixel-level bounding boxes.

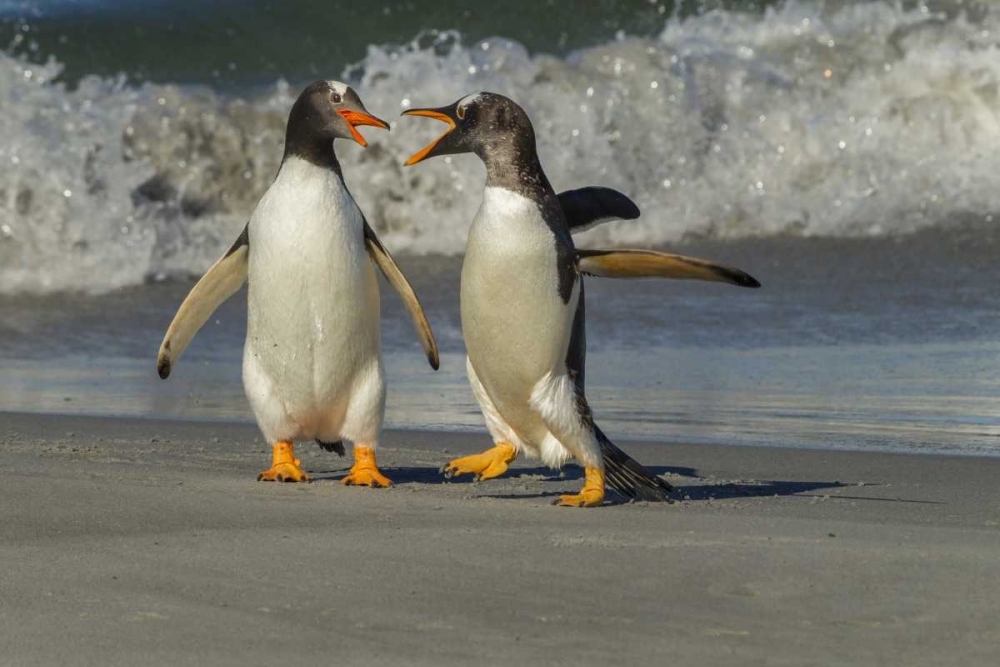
[337,109,389,148]
[401,109,456,166]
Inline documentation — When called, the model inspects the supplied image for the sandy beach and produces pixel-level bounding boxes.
[2,411,998,666]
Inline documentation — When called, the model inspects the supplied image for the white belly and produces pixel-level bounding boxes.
[461,187,578,447]
[243,157,382,443]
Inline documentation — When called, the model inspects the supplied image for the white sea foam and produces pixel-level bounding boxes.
[2,1,1000,294]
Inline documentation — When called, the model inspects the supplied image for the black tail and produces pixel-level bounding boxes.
[316,439,345,457]
[596,426,673,502]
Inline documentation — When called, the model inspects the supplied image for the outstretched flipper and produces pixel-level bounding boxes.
[156,226,249,379]
[558,187,640,234]
[596,426,674,502]
[363,221,440,370]
[577,249,761,288]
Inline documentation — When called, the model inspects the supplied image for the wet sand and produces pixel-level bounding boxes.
[2,411,999,666]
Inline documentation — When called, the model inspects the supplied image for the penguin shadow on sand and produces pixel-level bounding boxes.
[659,467,851,503]
[303,457,853,505]
[304,462,567,488]
[306,464,446,486]
[660,471,941,506]
[303,461,595,493]
[474,464,852,505]
[470,464,686,504]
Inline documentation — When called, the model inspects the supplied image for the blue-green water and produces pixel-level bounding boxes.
[0,0,776,85]
[3,230,1000,456]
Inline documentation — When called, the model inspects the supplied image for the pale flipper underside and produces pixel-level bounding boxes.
[576,249,761,288]
[156,227,249,379]
[363,221,440,370]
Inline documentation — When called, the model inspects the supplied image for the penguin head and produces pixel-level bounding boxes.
[287,80,389,149]
[402,92,534,165]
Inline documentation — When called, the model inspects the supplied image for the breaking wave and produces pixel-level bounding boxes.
[2,1,1000,294]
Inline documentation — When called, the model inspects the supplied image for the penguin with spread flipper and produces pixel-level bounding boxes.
[403,92,759,506]
[157,80,439,487]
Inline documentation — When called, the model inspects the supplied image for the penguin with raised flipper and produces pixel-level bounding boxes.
[157,80,439,487]
[403,92,759,506]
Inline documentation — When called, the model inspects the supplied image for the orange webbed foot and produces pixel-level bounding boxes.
[441,442,517,481]
[258,441,311,483]
[554,467,605,508]
[341,445,393,488]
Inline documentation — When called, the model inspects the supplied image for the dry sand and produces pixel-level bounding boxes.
[1,411,999,666]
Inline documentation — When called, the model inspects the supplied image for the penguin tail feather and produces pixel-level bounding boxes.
[315,439,346,457]
[596,426,674,502]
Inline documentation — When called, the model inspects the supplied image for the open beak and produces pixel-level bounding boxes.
[337,109,389,148]
[401,108,457,165]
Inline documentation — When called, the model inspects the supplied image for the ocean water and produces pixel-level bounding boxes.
[2,0,999,456]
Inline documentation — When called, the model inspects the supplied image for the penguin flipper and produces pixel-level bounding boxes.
[577,249,761,288]
[156,226,249,379]
[363,221,440,370]
[557,187,640,234]
[596,426,674,502]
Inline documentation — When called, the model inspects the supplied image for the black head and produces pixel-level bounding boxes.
[284,80,389,164]
[401,92,536,166]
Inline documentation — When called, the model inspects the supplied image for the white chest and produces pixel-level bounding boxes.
[249,157,363,258]
[461,187,577,404]
[465,187,557,262]
[463,186,564,310]
[244,156,380,395]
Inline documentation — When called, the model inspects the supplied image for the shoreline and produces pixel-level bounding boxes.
[3,411,1000,665]
[5,404,1000,459]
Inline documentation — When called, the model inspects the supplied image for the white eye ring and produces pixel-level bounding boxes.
[457,105,466,120]
[331,92,342,104]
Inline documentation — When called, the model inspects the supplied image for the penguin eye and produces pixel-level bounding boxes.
[331,92,342,104]
[457,105,466,120]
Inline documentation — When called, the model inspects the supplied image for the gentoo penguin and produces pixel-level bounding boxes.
[403,92,759,506]
[157,80,439,487]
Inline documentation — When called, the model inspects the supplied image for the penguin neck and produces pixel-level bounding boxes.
[282,129,344,178]
[482,145,552,201]
[481,139,574,254]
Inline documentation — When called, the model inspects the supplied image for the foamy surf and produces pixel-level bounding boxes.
[2,1,999,294]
